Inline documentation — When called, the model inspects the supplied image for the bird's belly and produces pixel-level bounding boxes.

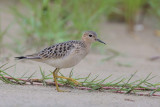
[44,53,87,68]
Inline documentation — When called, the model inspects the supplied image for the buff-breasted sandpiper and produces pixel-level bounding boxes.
[16,31,106,92]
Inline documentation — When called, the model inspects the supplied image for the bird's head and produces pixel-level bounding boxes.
[82,31,106,45]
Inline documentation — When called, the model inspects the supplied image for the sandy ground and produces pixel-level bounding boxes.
[0,1,160,107]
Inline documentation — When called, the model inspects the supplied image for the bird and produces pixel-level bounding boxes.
[15,31,106,92]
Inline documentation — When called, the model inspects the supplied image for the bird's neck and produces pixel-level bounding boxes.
[82,40,92,51]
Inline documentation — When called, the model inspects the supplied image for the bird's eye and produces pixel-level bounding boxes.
[89,34,92,37]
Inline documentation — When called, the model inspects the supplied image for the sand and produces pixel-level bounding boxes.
[0,0,160,107]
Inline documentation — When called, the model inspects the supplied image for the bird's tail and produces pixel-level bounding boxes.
[15,56,27,59]
[15,54,41,60]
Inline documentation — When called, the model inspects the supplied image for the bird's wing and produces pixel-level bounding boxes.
[37,41,77,59]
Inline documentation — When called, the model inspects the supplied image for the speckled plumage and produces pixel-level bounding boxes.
[39,40,86,59]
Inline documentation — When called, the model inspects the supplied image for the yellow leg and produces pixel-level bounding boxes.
[53,68,66,92]
[57,76,82,85]
[53,68,81,92]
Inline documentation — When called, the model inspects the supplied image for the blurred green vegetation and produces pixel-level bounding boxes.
[123,0,146,31]
[11,0,116,48]
[6,0,160,51]
[0,15,10,52]
[149,0,160,27]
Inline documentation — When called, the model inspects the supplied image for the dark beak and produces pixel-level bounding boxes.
[96,39,106,45]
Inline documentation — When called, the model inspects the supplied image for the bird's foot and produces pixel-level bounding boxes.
[57,76,82,86]
[69,78,82,86]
